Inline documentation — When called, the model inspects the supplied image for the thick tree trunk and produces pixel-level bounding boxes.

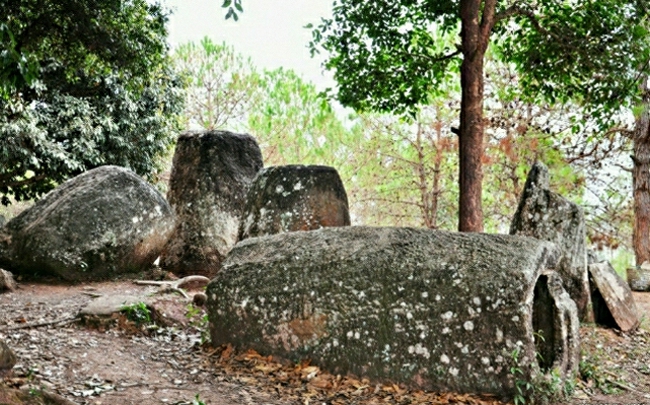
[458,0,492,232]
[633,85,650,265]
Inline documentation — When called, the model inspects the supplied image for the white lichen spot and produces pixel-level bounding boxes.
[512,315,520,322]
[449,367,459,376]
[496,328,503,342]
[435,295,441,301]
[421,292,429,298]
[463,321,474,331]
[481,357,490,365]
[347,331,353,338]
[132,217,139,224]
[406,312,413,320]
[413,344,430,359]
[275,185,285,194]
[461,346,469,354]
[354,332,360,339]
[293,182,303,191]
[332,339,339,347]
[408,346,415,354]
[442,327,451,334]
[419,332,426,340]
[473,297,481,306]
[440,354,450,364]
[467,306,476,316]
[441,311,454,321]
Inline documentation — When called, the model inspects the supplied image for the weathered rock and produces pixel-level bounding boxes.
[239,165,351,240]
[207,226,579,398]
[627,262,650,291]
[510,162,591,320]
[589,261,639,331]
[0,339,16,377]
[0,269,16,292]
[0,215,5,228]
[0,166,174,282]
[160,130,263,277]
[78,293,193,328]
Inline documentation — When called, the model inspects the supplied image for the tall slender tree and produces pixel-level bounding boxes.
[306,0,650,231]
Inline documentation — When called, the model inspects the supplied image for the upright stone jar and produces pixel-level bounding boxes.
[161,130,263,277]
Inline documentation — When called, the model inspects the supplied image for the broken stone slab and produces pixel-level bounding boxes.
[238,165,351,240]
[510,161,591,320]
[78,291,198,328]
[160,130,263,277]
[589,261,639,331]
[0,339,16,377]
[0,166,175,282]
[0,268,16,293]
[207,226,579,398]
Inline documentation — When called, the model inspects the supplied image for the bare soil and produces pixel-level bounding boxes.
[0,282,649,405]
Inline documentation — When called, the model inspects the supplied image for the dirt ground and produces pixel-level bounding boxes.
[0,282,649,405]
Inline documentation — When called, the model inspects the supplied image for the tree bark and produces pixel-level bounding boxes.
[633,82,650,265]
[458,0,494,232]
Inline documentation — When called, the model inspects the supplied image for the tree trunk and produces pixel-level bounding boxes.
[458,0,492,232]
[633,83,650,265]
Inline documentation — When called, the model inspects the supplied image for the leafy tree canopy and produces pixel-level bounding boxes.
[311,0,650,119]
[0,0,182,205]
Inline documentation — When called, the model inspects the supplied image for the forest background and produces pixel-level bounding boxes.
[0,0,643,276]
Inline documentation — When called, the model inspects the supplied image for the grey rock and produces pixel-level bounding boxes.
[510,162,591,320]
[627,263,650,291]
[0,339,16,376]
[0,215,5,228]
[0,268,16,292]
[207,226,579,398]
[589,261,639,331]
[239,165,351,240]
[0,166,175,282]
[160,130,263,277]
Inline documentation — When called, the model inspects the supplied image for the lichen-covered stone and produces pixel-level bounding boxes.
[589,261,639,331]
[160,130,263,277]
[0,166,174,282]
[207,226,579,398]
[510,162,591,320]
[239,165,350,240]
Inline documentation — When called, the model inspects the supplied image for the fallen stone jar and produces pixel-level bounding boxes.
[207,226,580,399]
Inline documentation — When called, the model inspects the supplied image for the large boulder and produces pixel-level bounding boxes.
[589,261,639,331]
[207,227,579,398]
[160,130,263,277]
[0,166,174,282]
[510,162,591,320]
[239,165,351,240]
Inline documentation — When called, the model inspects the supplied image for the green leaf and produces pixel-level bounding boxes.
[221,0,232,8]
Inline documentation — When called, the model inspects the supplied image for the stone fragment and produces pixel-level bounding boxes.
[627,262,650,291]
[0,166,175,282]
[589,261,639,331]
[0,269,16,292]
[160,130,263,277]
[207,226,579,398]
[0,339,16,377]
[510,161,591,320]
[239,165,350,240]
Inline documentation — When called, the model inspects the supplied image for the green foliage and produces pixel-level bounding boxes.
[495,1,650,126]
[121,302,152,326]
[509,347,574,405]
[313,0,649,122]
[0,0,183,205]
[191,393,206,405]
